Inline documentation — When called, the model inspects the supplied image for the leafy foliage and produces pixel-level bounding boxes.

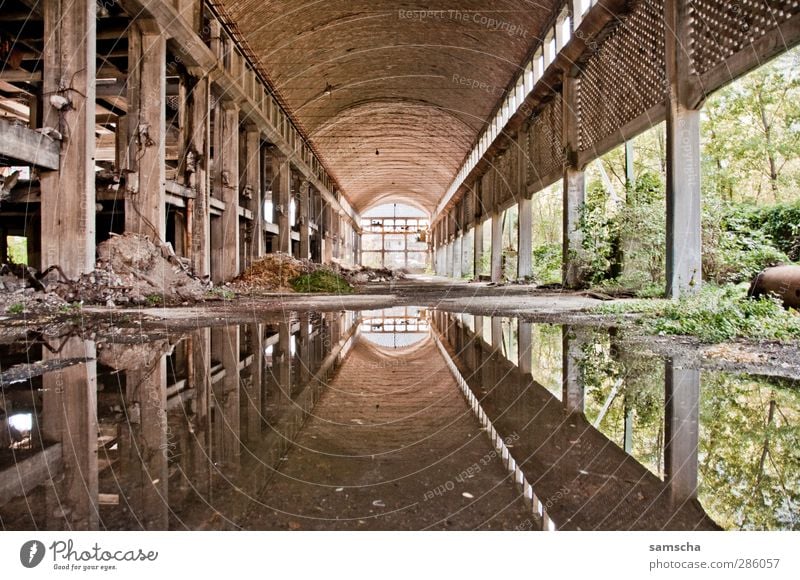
[291,270,353,294]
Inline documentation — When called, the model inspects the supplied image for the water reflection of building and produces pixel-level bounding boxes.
[0,311,357,530]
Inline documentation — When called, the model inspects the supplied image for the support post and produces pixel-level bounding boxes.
[189,75,211,277]
[453,233,463,279]
[490,210,502,283]
[665,0,702,297]
[40,0,96,278]
[245,127,263,263]
[562,326,584,414]
[298,181,311,260]
[125,20,166,241]
[562,73,585,289]
[517,197,532,279]
[473,220,483,279]
[219,103,240,280]
[518,321,532,375]
[273,152,292,255]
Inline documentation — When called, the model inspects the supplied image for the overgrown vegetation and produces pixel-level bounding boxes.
[291,270,353,294]
[596,285,800,343]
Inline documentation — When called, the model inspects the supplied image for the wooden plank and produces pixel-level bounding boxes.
[0,443,63,507]
[0,119,60,170]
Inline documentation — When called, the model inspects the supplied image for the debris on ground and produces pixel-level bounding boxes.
[338,264,407,284]
[0,232,210,314]
[232,253,354,293]
[49,233,210,306]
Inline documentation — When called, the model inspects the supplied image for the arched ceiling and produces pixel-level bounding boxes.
[217,0,557,214]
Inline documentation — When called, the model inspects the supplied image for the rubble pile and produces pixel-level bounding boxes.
[50,233,210,306]
[231,253,315,292]
[338,264,407,284]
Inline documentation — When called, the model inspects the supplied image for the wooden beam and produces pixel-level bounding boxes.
[0,119,59,169]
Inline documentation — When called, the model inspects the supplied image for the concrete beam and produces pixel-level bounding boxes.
[40,0,96,277]
[0,119,59,170]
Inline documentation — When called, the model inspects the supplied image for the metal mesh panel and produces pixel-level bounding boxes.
[578,0,665,152]
[527,92,564,184]
[690,0,800,76]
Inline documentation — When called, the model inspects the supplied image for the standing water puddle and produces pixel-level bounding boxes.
[1,308,797,530]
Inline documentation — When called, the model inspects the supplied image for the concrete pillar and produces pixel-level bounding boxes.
[445,238,454,277]
[562,74,585,289]
[245,128,263,264]
[322,203,333,263]
[518,197,532,279]
[125,21,166,241]
[665,0,702,298]
[490,211,502,282]
[562,326,584,413]
[40,0,96,278]
[188,75,211,277]
[664,358,700,504]
[42,338,98,529]
[298,181,311,260]
[518,321,532,374]
[473,220,483,279]
[219,104,240,280]
[453,234,463,279]
[190,327,212,494]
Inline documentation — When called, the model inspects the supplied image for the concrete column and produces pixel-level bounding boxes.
[190,327,212,494]
[219,104,240,280]
[189,75,211,277]
[245,128,263,263]
[42,338,98,529]
[322,203,333,263]
[453,234,463,279]
[664,358,700,504]
[665,0,702,298]
[518,321,532,374]
[490,211,502,282]
[272,151,292,255]
[562,74,585,289]
[445,238,454,277]
[517,197,532,279]
[40,0,96,278]
[125,21,166,241]
[562,326,584,413]
[473,220,483,279]
[298,181,311,260]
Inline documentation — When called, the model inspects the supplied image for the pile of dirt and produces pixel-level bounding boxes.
[49,233,210,306]
[231,253,314,292]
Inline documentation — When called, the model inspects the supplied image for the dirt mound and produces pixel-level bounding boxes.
[52,233,210,305]
[339,264,407,284]
[232,253,313,292]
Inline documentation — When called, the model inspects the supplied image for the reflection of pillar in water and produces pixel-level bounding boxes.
[277,322,293,412]
[190,328,212,494]
[126,354,168,530]
[246,324,263,442]
[518,321,532,375]
[42,337,98,529]
[664,358,700,504]
[491,317,503,352]
[299,313,312,386]
[561,326,584,413]
[212,326,240,470]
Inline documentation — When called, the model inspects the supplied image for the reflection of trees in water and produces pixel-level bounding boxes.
[576,330,799,530]
[527,324,561,397]
[699,373,799,531]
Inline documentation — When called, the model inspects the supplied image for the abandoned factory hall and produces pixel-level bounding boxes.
[1,0,800,542]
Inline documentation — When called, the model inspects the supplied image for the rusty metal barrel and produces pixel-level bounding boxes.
[748,265,800,309]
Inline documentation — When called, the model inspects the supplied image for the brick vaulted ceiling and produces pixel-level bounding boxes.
[218,0,558,214]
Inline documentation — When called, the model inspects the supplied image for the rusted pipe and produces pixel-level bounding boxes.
[748,265,800,309]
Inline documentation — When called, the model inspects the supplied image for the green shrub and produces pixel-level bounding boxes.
[291,270,353,294]
[531,243,562,284]
[6,302,24,315]
[596,285,800,343]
